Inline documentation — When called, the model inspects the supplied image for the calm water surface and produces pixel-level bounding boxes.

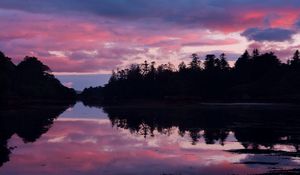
[1,102,300,175]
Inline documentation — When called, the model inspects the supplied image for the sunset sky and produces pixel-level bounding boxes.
[1,0,300,88]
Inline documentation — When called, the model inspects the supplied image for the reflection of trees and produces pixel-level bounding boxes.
[104,107,234,145]
[103,106,300,151]
[204,129,229,145]
[0,104,73,167]
[0,136,10,167]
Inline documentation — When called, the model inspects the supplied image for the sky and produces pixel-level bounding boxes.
[56,74,110,90]
[2,0,300,88]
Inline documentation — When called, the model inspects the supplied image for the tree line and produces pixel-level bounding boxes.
[81,49,300,103]
[0,51,76,103]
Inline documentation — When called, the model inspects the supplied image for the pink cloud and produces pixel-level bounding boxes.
[0,4,300,73]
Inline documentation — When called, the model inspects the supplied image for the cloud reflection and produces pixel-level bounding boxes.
[0,118,261,175]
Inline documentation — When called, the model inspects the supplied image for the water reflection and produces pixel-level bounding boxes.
[104,105,300,150]
[1,103,300,174]
[0,104,72,167]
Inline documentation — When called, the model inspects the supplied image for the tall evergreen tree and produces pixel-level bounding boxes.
[219,53,229,71]
[235,50,250,70]
[291,50,300,67]
[0,52,16,97]
[204,54,216,71]
[252,49,260,58]
[189,54,201,70]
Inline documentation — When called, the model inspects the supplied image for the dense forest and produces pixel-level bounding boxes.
[81,49,300,104]
[0,51,76,103]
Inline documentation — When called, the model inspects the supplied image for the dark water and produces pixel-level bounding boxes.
[1,102,300,175]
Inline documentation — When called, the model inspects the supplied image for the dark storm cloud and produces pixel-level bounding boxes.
[241,28,296,42]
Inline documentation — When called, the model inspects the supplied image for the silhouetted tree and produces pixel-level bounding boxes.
[81,49,300,103]
[109,70,118,83]
[252,48,260,58]
[235,50,250,71]
[291,50,300,68]
[141,60,150,75]
[204,54,216,71]
[219,53,230,71]
[0,51,76,102]
[0,52,16,98]
[189,53,201,71]
[178,61,187,72]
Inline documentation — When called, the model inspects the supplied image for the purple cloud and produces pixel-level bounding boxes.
[241,28,296,42]
[1,0,300,73]
[1,0,298,31]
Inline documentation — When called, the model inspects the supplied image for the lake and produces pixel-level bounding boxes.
[1,102,300,175]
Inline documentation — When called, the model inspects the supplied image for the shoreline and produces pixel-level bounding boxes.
[0,98,76,109]
[2,98,300,109]
[82,99,300,109]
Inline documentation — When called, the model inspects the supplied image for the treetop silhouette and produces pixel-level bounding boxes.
[0,51,76,102]
[81,49,300,104]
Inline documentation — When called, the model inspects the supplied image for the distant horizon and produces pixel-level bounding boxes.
[56,74,111,91]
